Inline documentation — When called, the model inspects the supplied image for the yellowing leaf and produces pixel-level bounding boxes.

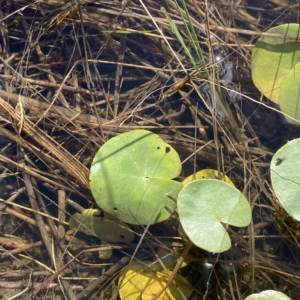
[98,239,112,260]
[155,247,194,270]
[69,209,134,243]
[182,169,234,186]
[118,262,192,300]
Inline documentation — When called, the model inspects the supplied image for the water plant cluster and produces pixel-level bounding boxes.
[1,1,300,299]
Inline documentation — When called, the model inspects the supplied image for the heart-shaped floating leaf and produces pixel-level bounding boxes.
[244,290,291,300]
[90,130,182,225]
[177,179,251,253]
[270,138,300,221]
[278,62,300,124]
[182,169,234,186]
[69,209,134,243]
[118,261,192,300]
[251,23,300,104]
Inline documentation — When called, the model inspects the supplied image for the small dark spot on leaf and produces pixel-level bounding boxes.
[120,235,125,239]
[276,155,286,166]
[165,147,171,153]
[113,207,118,212]
[157,146,161,150]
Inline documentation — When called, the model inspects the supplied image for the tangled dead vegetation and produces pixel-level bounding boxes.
[0,0,300,299]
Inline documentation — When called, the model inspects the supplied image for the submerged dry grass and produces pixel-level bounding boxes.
[0,0,300,299]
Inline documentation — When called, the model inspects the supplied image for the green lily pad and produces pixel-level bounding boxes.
[245,290,291,300]
[278,62,300,124]
[251,23,300,104]
[270,138,300,221]
[177,179,251,253]
[90,130,182,225]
